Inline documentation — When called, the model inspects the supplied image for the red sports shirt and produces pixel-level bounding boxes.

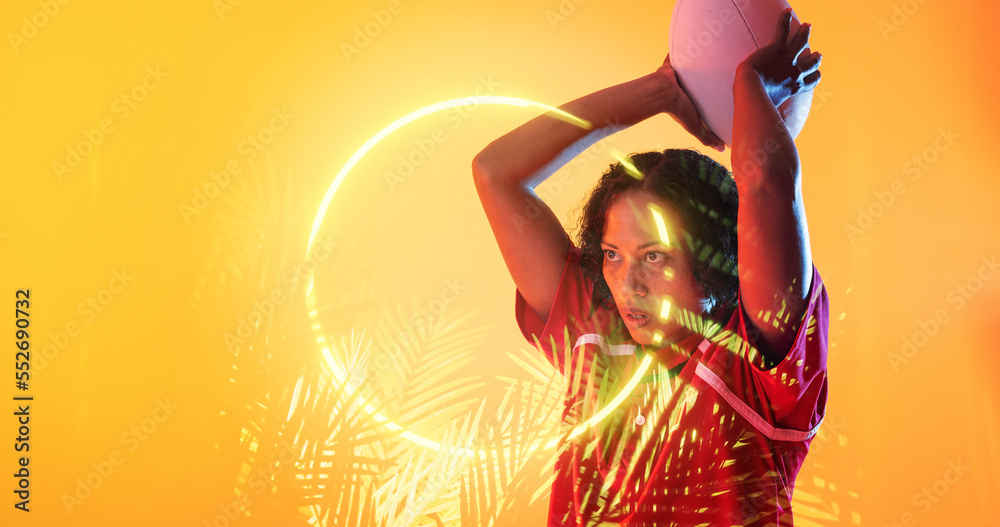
[515,245,829,526]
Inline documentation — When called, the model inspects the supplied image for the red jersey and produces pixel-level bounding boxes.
[514,244,829,526]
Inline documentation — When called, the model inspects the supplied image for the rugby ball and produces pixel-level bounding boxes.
[668,0,813,146]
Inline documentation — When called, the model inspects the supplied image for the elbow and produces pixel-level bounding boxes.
[471,152,493,183]
[472,150,518,189]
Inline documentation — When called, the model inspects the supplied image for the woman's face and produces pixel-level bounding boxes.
[601,190,710,347]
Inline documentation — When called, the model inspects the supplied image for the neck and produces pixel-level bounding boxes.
[642,329,698,369]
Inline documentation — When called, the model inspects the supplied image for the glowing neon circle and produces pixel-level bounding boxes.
[303,95,654,457]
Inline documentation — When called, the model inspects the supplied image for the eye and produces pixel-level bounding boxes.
[603,249,619,261]
[645,251,665,263]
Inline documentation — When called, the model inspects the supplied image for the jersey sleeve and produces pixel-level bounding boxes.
[738,265,830,432]
[514,244,597,371]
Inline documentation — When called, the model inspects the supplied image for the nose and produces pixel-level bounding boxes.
[621,260,647,297]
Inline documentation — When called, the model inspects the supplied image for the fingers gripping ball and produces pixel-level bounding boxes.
[668,0,813,146]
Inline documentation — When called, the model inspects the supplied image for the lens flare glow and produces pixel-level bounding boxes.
[649,205,671,247]
[610,148,644,180]
[660,299,673,321]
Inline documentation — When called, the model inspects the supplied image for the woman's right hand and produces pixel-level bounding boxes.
[655,55,726,152]
[739,8,821,109]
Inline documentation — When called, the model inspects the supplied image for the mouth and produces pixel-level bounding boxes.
[621,308,652,327]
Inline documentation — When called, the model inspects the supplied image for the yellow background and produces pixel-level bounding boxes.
[1,0,998,525]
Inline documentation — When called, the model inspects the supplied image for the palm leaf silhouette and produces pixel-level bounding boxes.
[201,152,587,526]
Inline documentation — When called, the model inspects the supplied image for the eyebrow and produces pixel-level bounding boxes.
[601,241,664,250]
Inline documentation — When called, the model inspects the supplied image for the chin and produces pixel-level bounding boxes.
[628,331,650,346]
[630,320,691,347]
[626,326,660,347]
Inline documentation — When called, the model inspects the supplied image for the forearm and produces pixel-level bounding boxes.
[732,62,812,356]
[473,72,673,188]
[732,63,800,192]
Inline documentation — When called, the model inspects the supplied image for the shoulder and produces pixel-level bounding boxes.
[514,243,625,364]
[737,264,830,372]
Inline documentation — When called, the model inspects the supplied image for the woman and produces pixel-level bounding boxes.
[473,9,829,526]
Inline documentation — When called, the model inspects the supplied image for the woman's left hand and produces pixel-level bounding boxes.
[740,8,822,108]
[656,55,726,152]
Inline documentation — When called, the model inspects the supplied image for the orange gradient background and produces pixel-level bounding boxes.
[1,0,998,525]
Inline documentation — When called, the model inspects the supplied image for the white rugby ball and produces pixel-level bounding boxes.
[668,0,813,147]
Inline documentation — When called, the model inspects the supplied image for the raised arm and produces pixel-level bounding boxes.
[731,9,822,362]
[473,58,724,325]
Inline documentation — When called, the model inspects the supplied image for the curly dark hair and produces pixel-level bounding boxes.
[575,148,739,317]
